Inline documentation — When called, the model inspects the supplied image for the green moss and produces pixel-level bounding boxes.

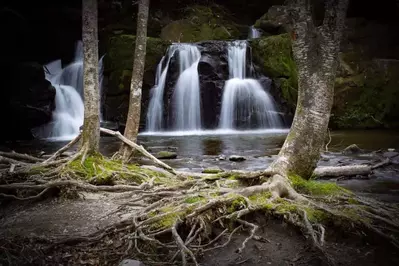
[227,197,247,214]
[202,167,223,174]
[248,192,273,209]
[184,196,206,204]
[289,174,349,196]
[251,34,298,109]
[160,4,241,42]
[65,155,166,185]
[105,34,170,93]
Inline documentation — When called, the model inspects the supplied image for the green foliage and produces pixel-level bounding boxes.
[248,192,273,209]
[289,174,349,196]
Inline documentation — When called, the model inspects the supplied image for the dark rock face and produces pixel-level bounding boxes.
[0,62,56,140]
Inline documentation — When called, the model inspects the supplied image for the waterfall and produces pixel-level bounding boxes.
[219,41,283,130]
[248,25,262,39]
[146,44,201,132]
[146,46,178,131]
[172,44,202,130]
[33,41,104,140]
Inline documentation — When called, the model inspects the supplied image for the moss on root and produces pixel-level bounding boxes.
[64,155,166,185]
[289,174,350,196]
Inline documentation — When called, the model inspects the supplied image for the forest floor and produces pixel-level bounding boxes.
[1,134,399,266]
[1,187,398,266]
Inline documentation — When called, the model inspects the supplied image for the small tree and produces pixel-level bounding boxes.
[119,0,150,161]
[81,0,100,155]
[269,0,349,178]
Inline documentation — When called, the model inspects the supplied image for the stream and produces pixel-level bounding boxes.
[1,129,399,201]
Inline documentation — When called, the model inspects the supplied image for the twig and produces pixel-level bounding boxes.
[0,188,51,201]
[171,222,198,266]
[42,133,81,163]
[237,219,258,253]
[100,127,176,174]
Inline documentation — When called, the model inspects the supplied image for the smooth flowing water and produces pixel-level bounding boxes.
[171,44,202,130]
[248,25,262,39]
[219,41,283,129]
[33,41,104,140]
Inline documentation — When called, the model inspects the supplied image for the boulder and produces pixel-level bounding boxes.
[254,6,291,35]
[0,62,55,140]
[156,151,177,159]
[160,5,242,42]
[229,155,246,162]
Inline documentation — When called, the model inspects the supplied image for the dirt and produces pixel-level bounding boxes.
[1,193,398,266]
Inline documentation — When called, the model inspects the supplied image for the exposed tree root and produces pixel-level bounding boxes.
[0,139,398,265]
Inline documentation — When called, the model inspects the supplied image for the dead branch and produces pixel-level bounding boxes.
[0,151,44,163]
[99,127,176,174]
[43,133,81,163]
[0,188,51,201]
[313,164,372,177]
[171,221,198,266]
[0,180,144,193]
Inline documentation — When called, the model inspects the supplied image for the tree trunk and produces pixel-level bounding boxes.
[120,0,150,161]
[269,0,349,179]
[81,0,100,154]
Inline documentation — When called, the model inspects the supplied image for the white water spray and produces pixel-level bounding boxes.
[248,25,262,39]
[219,41,282,129]
[33,41,104,140]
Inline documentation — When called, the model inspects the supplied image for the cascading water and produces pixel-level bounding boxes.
[33,41,104,140]
[146,46,178,131]
[146,44,201,132]
[248,25,262,39]
[219,41,283,130]
[172,44,201,130]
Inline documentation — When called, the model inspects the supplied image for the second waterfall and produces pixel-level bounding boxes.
[146,44,202,132]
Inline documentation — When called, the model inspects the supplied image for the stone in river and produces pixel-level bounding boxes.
[383,151,399,158]
[342,144,362,155]
[156,151,177,159]
[202,167,224,174]
[229,155,246,162]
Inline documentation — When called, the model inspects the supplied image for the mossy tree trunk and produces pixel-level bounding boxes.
[269,0,349,179]
[81,0,100,154]
[120,0,150,161]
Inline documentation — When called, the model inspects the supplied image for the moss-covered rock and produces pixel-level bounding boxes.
[104,34,170,123]
[251,26,399,129]
[160,5,242,42]
[250,34,298,110]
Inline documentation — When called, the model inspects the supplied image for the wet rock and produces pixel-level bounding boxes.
[391,155,399,165]
[388,148,396,152]
[229,155,246,162]
[342,144,362,155]
[156,151,177,159]
[383,151,399,158]
[218,154,227,160]
[202,167,224,174]
[119,259,145,266]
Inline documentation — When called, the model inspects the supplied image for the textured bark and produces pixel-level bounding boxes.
[120,0,150,161]
[269,0,349,179]
[81,0,100,154]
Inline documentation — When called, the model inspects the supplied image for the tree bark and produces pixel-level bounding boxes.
[268,0,349,179]
[81,0,100,154]
[120,0,150,161]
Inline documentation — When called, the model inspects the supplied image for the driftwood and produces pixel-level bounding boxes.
[100,127,176,174]
[314,158,390,178]
[0,151,44,163]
